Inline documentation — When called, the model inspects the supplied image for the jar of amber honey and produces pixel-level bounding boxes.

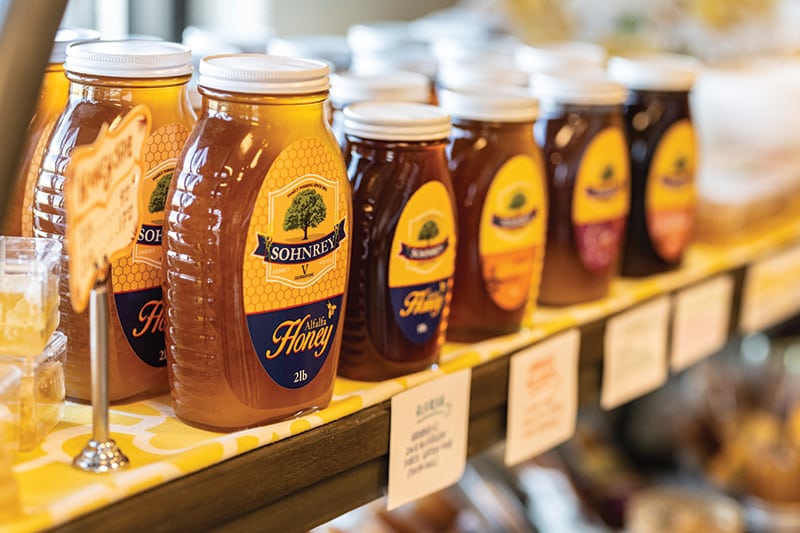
[439,87,547,340]
[608,54,700,277]
[2,28,99,237]
[340,102,456,381]
[532,73,630,306]
[164,54,351,430]
[329,70,430,148]
[33,40,195,402]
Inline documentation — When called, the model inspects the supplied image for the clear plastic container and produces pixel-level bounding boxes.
[0,237,61,357]
[0,364,22,447]
[0,363,20,520]
[0,331,66,452]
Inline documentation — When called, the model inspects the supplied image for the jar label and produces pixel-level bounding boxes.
[572,127,630,272]
[112,123,189,367]
[479,155,547,311]
[243,137,349,390]
[646,119,696,262]
[389,181,456,345]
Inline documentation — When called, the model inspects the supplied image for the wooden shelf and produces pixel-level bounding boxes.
[9,218,800,533]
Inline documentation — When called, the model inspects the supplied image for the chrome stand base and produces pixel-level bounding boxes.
[72,439,129,473]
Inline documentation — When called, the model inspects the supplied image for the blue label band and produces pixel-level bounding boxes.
[253,219,347,265]
[491,208,538,230]
[390,279,448,344]
[136,224,163,246]
[398,239,449,261]
[114,286,166,367]
[246,295,343,389]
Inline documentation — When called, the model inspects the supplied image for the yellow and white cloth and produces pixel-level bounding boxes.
[5,218,800,532]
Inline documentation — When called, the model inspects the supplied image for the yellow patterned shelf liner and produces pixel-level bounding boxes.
[5,217,800,532]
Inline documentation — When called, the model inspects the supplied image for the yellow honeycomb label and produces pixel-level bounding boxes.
[645,119,697,262]
[243,137,350,389]
[111,123,189,367]
[479,155,547,311]
[388,181,456,344]
[572,127,630,272]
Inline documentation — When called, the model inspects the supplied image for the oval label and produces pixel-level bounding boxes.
[645,119,697,262]
[479,155,547,311]
[243,137,350,390]
[111,122,189,367]
[572,127,630,272]
[389,181,456,344]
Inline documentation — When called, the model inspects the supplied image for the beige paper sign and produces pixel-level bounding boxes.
[65,105,151,312]
[601,296,670,410]
[741,244,800,334]
[671,275,733,372]
[504,329,580,466]
[387,369,471,511]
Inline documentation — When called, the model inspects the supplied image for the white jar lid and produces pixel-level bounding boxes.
[330,71,429,106]
[437,61,528,91]
[267,34,351,72]
[431,34,519,65]
[515,40,607,74]
[343,101,451,141]
[349,50,437,80]
[199,54,330,94]
[65,40,192,78]
[607,53,701,91]
[347,21,426,52]
[51,28,100,65]
[531,72,627,106]
[439,87,539,122]
[409,16,491,44]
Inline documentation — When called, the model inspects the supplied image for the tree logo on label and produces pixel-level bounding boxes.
[283,189,327,240]
[509,191,526,210]
[148,171,172,213]
[585,164,621,200]
[660,156,691,189]
[418,220,439,244]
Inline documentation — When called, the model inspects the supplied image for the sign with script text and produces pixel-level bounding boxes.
[65,106,151,312]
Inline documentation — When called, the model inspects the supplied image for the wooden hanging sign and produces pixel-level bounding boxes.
[64,105,151,312]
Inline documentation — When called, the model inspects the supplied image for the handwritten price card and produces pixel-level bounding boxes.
[741,244,800,334]
[671,275,733,372]
[64,105,151,312]
[601,296,670,410]
[387,369,471,511]
[504,329,580,466]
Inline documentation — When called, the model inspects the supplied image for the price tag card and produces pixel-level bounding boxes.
[741,244,800,334]
[387,369,471,511]
[64,105,151,312]
[504,329,580,467]
[671,275,734,372]
[601,295,670,410]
